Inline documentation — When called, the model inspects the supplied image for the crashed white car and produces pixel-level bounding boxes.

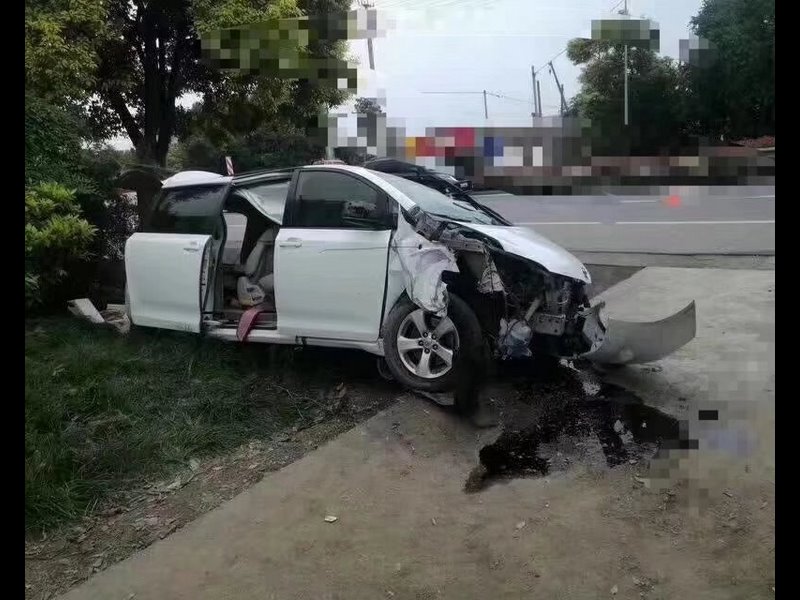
[125,164,695,392]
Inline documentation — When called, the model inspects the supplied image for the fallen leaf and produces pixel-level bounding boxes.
[324,515,338,523]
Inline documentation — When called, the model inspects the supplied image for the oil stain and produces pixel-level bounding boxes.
[465,363,696,493]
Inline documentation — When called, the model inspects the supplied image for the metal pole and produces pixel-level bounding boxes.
[623,44,629,125]
[623,0,629,126]
[483,89,488,119]
[361,1,375,70]
[531,65,537,123]
[536,80,542,117]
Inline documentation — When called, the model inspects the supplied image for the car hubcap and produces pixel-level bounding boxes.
[396,309,459,379]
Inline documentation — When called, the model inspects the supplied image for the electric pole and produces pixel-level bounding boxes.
[536,80,542,117]
[531,65,538,123]
[483,89,488,119]
[360,1,375,70]
[620,0,629,125]
[548,62,568,115]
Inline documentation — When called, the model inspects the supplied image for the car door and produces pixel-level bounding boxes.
[275,169,394,342]
[125,183,228,332]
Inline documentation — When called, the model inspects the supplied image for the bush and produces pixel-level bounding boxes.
[25,183,97,309]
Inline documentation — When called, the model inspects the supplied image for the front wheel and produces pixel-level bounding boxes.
[382,294,483,392]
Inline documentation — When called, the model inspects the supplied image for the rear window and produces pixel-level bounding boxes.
[146,185,227,234]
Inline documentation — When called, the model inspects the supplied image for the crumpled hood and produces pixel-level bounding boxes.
[458,223,591,283]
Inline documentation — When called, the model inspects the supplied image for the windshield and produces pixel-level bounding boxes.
[373,171,505,226]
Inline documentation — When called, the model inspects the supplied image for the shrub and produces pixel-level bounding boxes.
[25,183,97,309]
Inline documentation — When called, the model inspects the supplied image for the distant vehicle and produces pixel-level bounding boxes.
[364,158,472,194]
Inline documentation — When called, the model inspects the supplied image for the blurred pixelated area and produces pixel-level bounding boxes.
[321,117,774,194]
[591,18,660,51]
[679,34,717,68]
[200,8,386,91]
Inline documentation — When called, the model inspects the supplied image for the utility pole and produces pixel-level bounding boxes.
[536,80,542,117]
[530,65,538,123]
[620,0,629,125]
[360,1,375,70]
[483,89,488,119]
[548,62,568,115]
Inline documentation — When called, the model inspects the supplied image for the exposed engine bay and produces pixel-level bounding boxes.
[394,206,694,366]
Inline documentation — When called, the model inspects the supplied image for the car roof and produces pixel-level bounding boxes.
[161,171,232,189]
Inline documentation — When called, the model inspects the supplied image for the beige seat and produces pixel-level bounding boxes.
[236,229,276,307]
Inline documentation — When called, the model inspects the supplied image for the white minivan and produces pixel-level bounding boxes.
[125,164,695,392]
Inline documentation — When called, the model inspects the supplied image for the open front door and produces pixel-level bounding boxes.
[126,233,212,332]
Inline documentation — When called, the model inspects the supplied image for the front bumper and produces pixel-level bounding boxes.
[579,301,697,365]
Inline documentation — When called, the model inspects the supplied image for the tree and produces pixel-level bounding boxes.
[567,38,687,155]
[354,96,383,115]
[27,0,353,173]
[25,0,108,104]
[688,0,774,139]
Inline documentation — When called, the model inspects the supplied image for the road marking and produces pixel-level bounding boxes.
[620,199,657,203]
[614,220,775,225]
[519,220,774,226]
[518,221,603,225]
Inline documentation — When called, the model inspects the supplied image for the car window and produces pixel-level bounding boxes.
[371,171,504,226]
[238,180,290,224]
[146,184,228,234]
[293,171,386,229]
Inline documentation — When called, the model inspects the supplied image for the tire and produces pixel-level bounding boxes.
[382,293,484,392]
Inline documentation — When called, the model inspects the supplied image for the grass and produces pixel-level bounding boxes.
[25,317,367,533]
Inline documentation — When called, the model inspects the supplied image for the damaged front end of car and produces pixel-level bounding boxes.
[392,207,696,366]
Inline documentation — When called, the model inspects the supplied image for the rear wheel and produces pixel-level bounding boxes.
[382,294,483,392]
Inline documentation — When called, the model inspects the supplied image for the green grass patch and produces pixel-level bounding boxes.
[25,317,340,532]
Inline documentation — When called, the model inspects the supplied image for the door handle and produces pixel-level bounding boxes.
[279,238,303,248]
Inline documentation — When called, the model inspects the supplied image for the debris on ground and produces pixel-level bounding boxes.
[67,298,130,334]
[324,515,338,523]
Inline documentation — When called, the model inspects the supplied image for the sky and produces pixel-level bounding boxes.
[110,0,703,149]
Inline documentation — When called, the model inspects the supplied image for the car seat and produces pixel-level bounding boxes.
[236,228,275,307]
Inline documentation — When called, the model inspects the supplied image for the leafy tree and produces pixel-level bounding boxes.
[25,0,108,103]
[27,0,354,171]
[567,38,687,155]
[354,96,383,115]
[688,0,774,139]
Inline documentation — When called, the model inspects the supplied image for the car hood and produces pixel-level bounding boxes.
[458,223,591,283]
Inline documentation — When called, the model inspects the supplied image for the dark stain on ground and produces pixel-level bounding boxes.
[465,359,693,493]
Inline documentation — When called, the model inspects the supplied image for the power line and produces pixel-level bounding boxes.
[533,48,567,75]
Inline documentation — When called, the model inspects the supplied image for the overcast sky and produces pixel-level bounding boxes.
[111,0,703,150]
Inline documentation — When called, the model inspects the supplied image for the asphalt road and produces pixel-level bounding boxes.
[476,185,775,255]
[224,185,774,260]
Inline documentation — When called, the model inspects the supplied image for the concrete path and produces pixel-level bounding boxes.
[63,267,775,600]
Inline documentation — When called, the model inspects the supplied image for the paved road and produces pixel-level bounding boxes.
[476,185,775,254]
